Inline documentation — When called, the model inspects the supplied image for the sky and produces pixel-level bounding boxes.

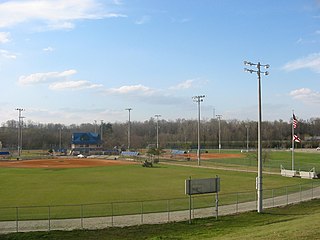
[0,0,320,125]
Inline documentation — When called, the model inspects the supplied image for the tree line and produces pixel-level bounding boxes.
[1,117,320,151]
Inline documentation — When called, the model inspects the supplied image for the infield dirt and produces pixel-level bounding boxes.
[0,158,136,169]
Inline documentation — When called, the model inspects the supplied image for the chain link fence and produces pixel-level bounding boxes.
[0,181,320,234]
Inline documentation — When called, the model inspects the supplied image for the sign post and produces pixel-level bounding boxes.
[185,176,220,223]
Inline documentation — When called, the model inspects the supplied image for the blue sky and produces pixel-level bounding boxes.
[0,0,320,125]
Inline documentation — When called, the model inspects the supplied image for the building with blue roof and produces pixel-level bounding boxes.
[70,132,102,155]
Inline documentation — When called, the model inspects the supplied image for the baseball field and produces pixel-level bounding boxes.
[0,150,319,222]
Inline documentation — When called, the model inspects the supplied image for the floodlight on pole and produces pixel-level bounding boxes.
[15,108,25,157]
[245,124,249,153]
[192,95,205,166]
[244,60,270,213]
[216,115,222,153]
[94,120,97,133]
[154,114,161,149]
[59,127,62,151]
[125,108,132,150]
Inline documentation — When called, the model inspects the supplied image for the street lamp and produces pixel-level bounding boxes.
[15,108,25,157]
[216,114,222,153]
[154,114,161,149]
[192,95,205,166]
[125,108,132,150]
[244,60,269,213]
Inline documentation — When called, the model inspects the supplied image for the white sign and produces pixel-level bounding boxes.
[185,178,220,195]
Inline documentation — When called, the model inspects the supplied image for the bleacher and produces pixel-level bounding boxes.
[121,151,140,157]
[171,150,187,155]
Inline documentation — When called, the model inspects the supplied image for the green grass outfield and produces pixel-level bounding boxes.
[164,149,320,173]
[0,156,318,220]
[1,199,320,240]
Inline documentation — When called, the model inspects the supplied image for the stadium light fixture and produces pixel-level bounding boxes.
[125,108,132,150]
[15,108,25,157]
[192,95,205,166]
[244,61,270,213]
[154,114,161,149]
[216,114,222,153]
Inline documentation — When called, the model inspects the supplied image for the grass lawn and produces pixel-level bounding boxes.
[1,198,320,240]
[0,163,313,207]
[0,161,317,221]
[164,149,320,173]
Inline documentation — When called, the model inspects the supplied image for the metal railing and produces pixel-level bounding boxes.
[0,181,319,233]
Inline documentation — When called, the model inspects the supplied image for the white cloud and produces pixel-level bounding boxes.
[43,46,54,52]
[283,53,320,73]
[0,0,126,30]
[107,84,156,96]
[290,88,320,104]
[169,79,195,90]
[18,69,77,85]
[113,0,123,5]
[49,80,103,90]
[0,49,16,59]
[135,16,150,25]
[0,32,10,43]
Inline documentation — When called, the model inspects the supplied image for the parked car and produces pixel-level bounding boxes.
[77,154,86,158]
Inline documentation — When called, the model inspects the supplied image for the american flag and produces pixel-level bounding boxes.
[293,134,301,143]
[293,114,298,129]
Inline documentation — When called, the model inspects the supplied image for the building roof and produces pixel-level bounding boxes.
[71,132,102,145]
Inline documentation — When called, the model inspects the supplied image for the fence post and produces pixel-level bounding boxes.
[272,189,274,207]
[48,206,51,231]
[111,203,114,227]
[141,202,144,224]
[236,193,238,213]
[15,207,18,233]
[312,182,314,199]
[167,200,170,222]
[81,205,83,229]
[286,186,288,205]
[300,185,302,202]
[192,197,194,219]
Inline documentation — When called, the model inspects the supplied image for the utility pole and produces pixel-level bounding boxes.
[154,114,161,149]
[244,60,270,213]
[125,108,132,150]
[216,114,222,153]
[15,108,25,157]
[192,95,205,166]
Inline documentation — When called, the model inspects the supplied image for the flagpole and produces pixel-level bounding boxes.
[292,110,294,171]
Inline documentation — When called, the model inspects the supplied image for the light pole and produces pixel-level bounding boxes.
[100,120,104,141]
[216,114,222,153]
[94,120,97,133]
[154,114,161,149]
[244,60,269,213]
[125,108,132,150]
[245,125,249,153]
[15,108,25,157]
[192,95,205,166]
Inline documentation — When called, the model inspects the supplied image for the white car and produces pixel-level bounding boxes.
[77,154,86,158]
